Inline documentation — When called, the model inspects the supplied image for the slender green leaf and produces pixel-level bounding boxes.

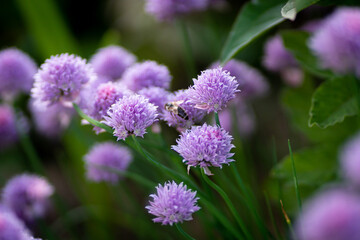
[309,76,358,128]
[220,0,318,64]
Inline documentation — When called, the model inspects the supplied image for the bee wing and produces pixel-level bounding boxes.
[173,100,184,105]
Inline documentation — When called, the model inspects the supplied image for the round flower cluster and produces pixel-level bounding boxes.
[2,174,54,224]
[340,133,360,186]
[0,48,37,98]
[145,0,208,21]
[32,53,95,107]
[0,105,18,150]
[162,89,206,129]
[188,67,239,113]
[103,94,158,140]
[0,207,32,240]
[84,142,133,184]
[122,61,172,92]
[146,181,200,225]
[295,189,360,240]
[138,86,171,110]
[90,45,136,80]
[310,7,360,76]
[172,123,235,175]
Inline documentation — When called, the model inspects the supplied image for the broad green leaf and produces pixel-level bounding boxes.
[281,30,333,78]
[220,0,318,64]
[282,0,319,20]
[309,76,358,128]
[15,0,77,59]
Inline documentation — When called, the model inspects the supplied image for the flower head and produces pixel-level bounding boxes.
[146,181,200,225]
[138,87,171,110]
[2,174,54,224]
[309,7,360,76]
[295,188,360,240]
[84,142,133,184]
[0,105,17,150]
[188,67,239,113]
[211,60,269,100]
[340,133,360,186]
[162,89,206,129]
[172,123,234,175]
[103,94,158,140]
[31,53,96,107]
[0,48,37,98]
[122,61,172,91]
[90,45,136,80]
[0,207,32,240]
[145,0,208,21]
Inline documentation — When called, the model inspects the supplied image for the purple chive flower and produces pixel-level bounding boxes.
[84,142,133,184]
[138,87,171,110]
[31,53,96,107]
[103,94,158,140]
[121,61,172,92]
[295,189,360,240]
[172,123,234,175]
[188,67,239,113]
[0,105,17,150]
[146,181,200,225]
[211,60,269,100]
[90,45,136,80]
[310,7,360,76]
[0,207,32,240]
[2,174,54,225]
[29,100,73,138]
[340,133,360,186]
[162,89,206,129]
[0,48,37,99]
[144,0,209,21]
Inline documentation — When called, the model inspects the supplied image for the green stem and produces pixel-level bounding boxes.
[176,224,196,240]
[288,139,302,211]
[177,20,196,79]
[201,169,251,240]
[214,112,221,127]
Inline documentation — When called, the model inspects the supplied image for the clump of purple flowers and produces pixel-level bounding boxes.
[122,61,172,92]
[138,87,171,110]
[146,181,200,225]
[310,7,360,76]
[188,67,239,113]
[340,133,360,186]
[172,123,234,175]
[32,53,96,107]
[0,207,32,240]
[0,48,37,99]
[144,0,208,21]
[295,188,360,240]
[103,94,158,140]
[2,174,54,225]
[84,142,133,184]
[90,45,136,80]
[162,89,206,130]
[0,105,18,150]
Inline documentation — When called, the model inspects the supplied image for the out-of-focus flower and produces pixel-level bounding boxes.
[32,53,96,107]
[172,123,234,175]
[301,19,324,33]
[138,87,171,110]
[0,105,17,150]
[162,89,206,130]
[146,181,200,225]
[103,94,158,140]
[295,188,360,240]
[188,67,239,113]
[263,35,303,87]
[122,61,172,92]
[340,133,360,186]
[144,0,208,21]
[0,48,37,99]
[29,100,73,138]
[2,174,54,225]
[309,7,360,76]
[0,207,32,240]
[90,45,136,80]
[211,60,269,100]
[84,142,133,184]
